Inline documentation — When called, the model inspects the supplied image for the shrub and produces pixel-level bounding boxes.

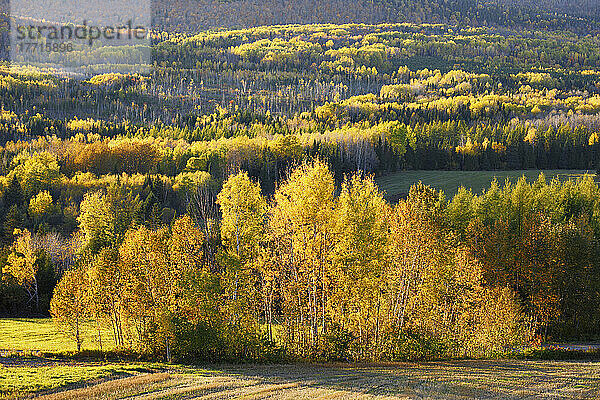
[172,319,283,363]
[310,324,355,362]
[380,328,448,361]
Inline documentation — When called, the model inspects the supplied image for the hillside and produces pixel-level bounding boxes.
[3,0,600,370]
[151,0,600,33]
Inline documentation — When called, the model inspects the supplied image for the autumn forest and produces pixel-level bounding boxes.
[2,0,600,364]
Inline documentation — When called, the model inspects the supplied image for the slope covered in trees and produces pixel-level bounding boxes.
[2,14,600,361]
[3,23,600,186]
[4,22,600,122]
[151,0,600,34]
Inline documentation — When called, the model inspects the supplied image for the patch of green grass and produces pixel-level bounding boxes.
[376,170,594,199]
[2,359,600,399]
[0,364,141,397]
[0,319,114,353]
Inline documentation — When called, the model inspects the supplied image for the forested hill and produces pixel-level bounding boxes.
[152,0,600,34]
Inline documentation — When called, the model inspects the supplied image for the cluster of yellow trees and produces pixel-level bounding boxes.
[50,161,529,361]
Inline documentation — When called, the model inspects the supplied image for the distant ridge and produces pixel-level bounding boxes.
[151,0,600,33]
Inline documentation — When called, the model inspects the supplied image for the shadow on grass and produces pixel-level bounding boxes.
[191,359,600,399]
[4,350,600,399]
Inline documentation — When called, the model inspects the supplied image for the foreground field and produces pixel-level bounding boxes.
[0,361,149,398]
[1,319,599,398]
[1,359,599,399]
[376,170,593,199]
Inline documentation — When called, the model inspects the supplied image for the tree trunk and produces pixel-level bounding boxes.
[75,317,81,352]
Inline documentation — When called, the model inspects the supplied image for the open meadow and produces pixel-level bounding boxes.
[1,320,600,399]
[1,358,600,399]
[0,319,113,354]
[376,170,594,200]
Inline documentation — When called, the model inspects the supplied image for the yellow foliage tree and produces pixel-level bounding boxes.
[5,229,39,310]
[50,268,90,351]
[269,160,335,352]
[29,190,53,219]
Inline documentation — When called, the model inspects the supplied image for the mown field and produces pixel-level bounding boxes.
[0,319,599,399]
[376,170,594,199]
[1,359,600,399]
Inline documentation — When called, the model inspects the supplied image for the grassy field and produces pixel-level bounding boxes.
[0,319,114,353]
[0,360,599,399]
[0,362,150,399]
[1,319,600,398]
[376,170,594,200]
